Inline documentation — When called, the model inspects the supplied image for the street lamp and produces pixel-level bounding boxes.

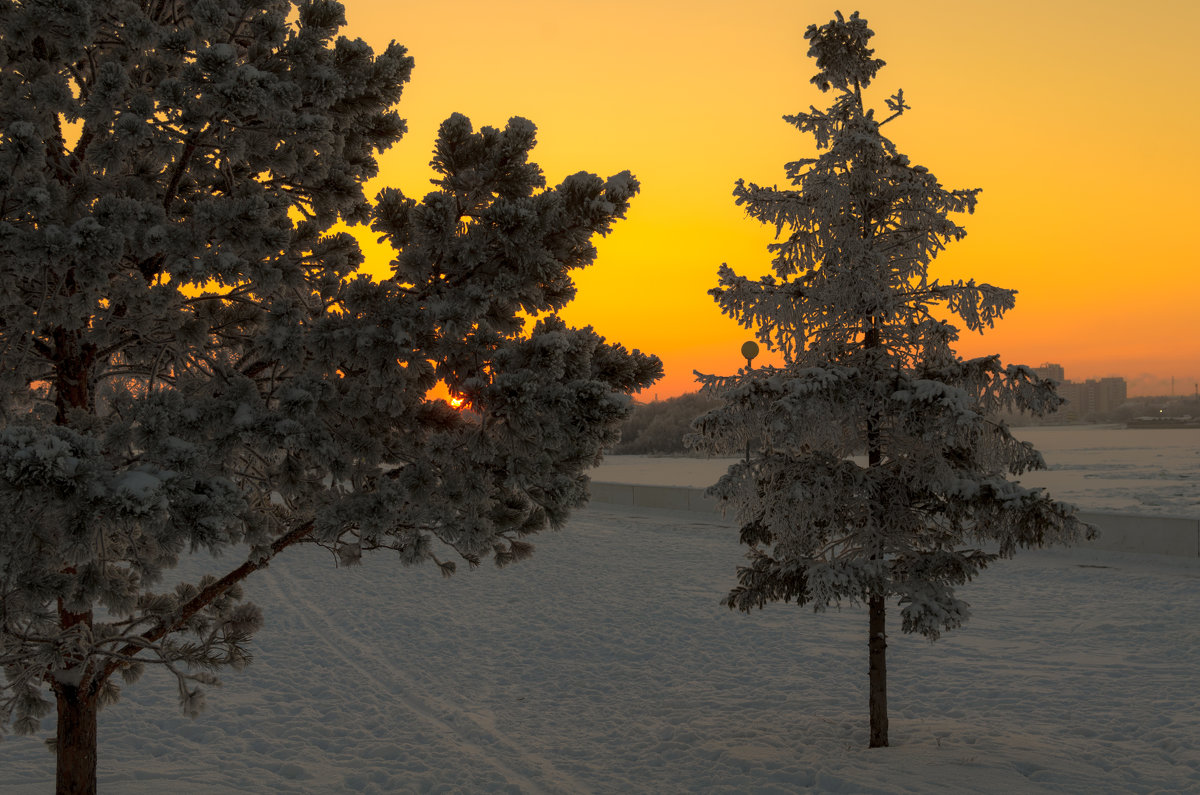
[741,341,759,462]
[741,340,759,370]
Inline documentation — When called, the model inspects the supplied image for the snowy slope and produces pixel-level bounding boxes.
[3,504,1198,793]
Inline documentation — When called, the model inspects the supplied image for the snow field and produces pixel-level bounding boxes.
[3,504,1198,793]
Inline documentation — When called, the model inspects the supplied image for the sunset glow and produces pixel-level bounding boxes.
[345,0,1199,398]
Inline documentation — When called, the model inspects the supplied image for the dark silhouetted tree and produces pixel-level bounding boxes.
[688,11,1091,748]
[0,1,660,790]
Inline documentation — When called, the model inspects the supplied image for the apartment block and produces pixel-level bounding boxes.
[1035,364,1128,419]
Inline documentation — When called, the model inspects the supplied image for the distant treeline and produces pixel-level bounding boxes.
[1114,395,1200,421]
[998,394,1200,426]
[613,388,1198,456]
[613,392,723,455]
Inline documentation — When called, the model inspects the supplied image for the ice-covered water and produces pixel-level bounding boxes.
[1011,425,1200,516]
[592,426,1200,519]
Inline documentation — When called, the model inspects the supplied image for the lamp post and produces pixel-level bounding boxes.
[741,340,759,370]
[741,341,759,462]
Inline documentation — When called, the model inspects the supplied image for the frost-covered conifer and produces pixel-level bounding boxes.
[0,1,660,790]
[688,11,1092,748]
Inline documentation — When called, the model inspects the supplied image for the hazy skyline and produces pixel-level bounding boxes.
[343,0,1199,398]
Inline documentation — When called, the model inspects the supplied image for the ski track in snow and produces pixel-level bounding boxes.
[262,552,581,794]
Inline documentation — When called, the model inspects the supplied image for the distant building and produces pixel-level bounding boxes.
[1096,377,1128,414]
[1034,363,1065,383]
[1038,364,1127,419]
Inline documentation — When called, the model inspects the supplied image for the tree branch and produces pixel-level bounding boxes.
[98,519,316,684]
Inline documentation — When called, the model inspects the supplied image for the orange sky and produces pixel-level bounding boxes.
[342,0,1200,399]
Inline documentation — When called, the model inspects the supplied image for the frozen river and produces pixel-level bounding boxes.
[592,425,1200,518]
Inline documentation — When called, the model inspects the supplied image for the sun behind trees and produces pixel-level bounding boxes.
[0,1,659,791]
[688,11,1093,748]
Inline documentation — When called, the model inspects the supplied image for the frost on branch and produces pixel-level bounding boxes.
[688,10,1092,748]
[0,0,660,780]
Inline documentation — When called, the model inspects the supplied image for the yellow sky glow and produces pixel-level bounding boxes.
[343,0,1200,399]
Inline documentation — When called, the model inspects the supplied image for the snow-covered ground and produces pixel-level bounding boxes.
[4,499,1199,793]
[593,425,1200,518]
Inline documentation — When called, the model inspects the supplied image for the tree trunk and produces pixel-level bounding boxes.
[56,594,98,794]
[55,684,98,795]
[868,593,888,747]
[863,322,889,747]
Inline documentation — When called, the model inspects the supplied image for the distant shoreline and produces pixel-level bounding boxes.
[1125,419,1200,429]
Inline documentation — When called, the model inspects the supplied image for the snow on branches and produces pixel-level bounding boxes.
[689,10,1092,748]
[0,1,659,786]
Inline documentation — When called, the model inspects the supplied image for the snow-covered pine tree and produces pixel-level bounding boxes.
[0,1,660,790]
[688,11,1092,748]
